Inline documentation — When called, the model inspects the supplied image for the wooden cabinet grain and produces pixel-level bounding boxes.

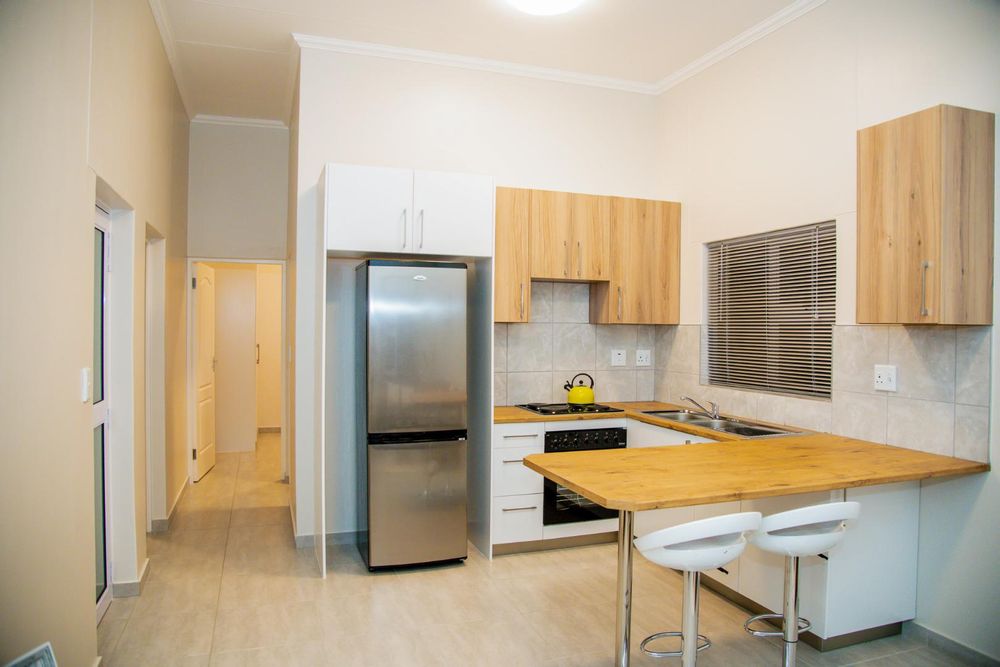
[857,104,994,324]
[529,189,610,281]
[494,187,531,322]
[591,197,681,324]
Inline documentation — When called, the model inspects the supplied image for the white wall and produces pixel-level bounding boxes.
[651,0,1000,657]
[212,263,258,453]
[256,264,283,429]
[188,121,289,260]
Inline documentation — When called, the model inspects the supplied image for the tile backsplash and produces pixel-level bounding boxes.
[494,282,658,406]
[653,324,991,463]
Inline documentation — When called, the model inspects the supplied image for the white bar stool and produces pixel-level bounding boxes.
[635,512,762,666]
[744,502,861,667]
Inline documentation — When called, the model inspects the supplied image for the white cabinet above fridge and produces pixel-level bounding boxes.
[323,163,494,257]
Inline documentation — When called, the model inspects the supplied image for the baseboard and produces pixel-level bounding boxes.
[492,531,616,556]
[905,622,1000,666]
[699,575,901,651]
[150,477,189,533]
[258,426,281,434]
[111,557,149,598]
[326,530,360,545]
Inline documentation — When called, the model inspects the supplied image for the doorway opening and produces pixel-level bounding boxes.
[94,205,112,623]
[187,260,286,487]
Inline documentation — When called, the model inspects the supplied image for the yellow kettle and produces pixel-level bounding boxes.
[564,373,595,404]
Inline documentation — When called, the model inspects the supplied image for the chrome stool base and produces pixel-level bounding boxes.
[744,612,811,638]
[640,631,711,658]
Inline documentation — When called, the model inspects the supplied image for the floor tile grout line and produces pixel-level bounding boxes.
[207,441,246,658]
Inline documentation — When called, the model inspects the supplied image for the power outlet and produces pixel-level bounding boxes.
[636,349,651,367]
[611,349,627,367]
[874,364,897,392]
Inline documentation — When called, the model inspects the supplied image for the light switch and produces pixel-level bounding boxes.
[874,364,897,392]
[611,349,627,367]
[636,349,651,367]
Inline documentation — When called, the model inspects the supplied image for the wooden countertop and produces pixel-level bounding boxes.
[497,402,989,510]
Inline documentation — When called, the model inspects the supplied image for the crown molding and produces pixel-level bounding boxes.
[652,0,828,94]
[191,114,288,129]
[146,0,194,118]
[294,0,826,98]
[292,33,658,95]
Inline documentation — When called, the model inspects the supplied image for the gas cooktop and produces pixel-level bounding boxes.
[517,403,624,416]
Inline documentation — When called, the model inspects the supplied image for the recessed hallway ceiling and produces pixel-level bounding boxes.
[149,0,816,123]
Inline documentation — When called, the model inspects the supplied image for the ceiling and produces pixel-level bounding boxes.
[150,0,817,124]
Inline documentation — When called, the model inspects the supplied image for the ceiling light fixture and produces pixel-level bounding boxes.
[505,0,587,16]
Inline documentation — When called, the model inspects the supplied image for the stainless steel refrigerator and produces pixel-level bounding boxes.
[355,259,468,570]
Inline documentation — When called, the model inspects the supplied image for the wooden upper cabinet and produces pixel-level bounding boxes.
[529,190,611,281]
[494,187,531,323]
[858,105,994,325]
[591,197,681,324]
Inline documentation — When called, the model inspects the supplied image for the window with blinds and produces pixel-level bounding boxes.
[705,220,836,399]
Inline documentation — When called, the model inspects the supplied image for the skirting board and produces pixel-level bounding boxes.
[111,557,149,598]
[699,575,901,651]
[150,479,189,533]
[295,531,361,549]
[904,622,1000,666]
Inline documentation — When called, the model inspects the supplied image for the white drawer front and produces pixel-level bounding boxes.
[493,494,544,544]
[493,422,544,449]
[492,444,544,497]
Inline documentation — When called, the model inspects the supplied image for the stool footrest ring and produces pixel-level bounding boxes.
[639,631,711,658]
[744,613,812,638]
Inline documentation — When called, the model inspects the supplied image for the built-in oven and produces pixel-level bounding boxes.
[542,424,627,525]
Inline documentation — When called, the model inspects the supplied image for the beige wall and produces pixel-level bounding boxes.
[256,264,283,429]
[0,0,189,663]
[188,121,289,260]
[651,0,999,657]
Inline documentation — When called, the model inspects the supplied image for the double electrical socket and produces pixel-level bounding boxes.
[874,364,897,392]
[610,349,652,367]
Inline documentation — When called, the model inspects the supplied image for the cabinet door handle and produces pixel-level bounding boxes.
[563,241,569,277]
[502,458,525,464]
[577,241,582,278]
[920,260,930,316]
[519,283,525,320]
[401,209,408,248]
[419,209,425,249]
[502,506,538,512]
[617,286,623,321]
[256,343,260,365]
[502,433,537,439]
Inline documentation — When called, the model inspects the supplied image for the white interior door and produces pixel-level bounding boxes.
[255,265,282,429]
[194,263,217,481]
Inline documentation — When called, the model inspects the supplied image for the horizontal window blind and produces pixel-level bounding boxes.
[706,220,836,399]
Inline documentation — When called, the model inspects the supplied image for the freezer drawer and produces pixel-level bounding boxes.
[367,439,468,567]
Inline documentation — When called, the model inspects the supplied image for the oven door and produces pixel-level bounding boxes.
[543,478,618,525]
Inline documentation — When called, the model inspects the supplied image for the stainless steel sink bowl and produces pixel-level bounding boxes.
[642,410,707,423]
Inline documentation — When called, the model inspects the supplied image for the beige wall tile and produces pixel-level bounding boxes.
[652,367,672,402]
[781,396,832,433]
[594,370,637,402]
[886,398,955,457]
[493,323,507,373]
[956,327,991,407]
[665,325,700,374]
[664,372,702,405]
[596,325,638,369]
[552,323,596,371]
[756,394,785,425]
[954,404,990,463]
[637,370,655,401]
[833,325,888,395]
[494,373,507,407]
[507,323,553,372]
[529,281,553,322]
[552,282,590,323]
[888,326,956,402]
[832,391,887,443]
[506,371,553,405]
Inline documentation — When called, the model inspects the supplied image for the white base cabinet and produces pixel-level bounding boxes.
[324,163,494,257]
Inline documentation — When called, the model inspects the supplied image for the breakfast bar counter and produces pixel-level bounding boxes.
[522,433,988,666]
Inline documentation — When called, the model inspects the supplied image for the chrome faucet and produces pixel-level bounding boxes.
[681,395,720,420]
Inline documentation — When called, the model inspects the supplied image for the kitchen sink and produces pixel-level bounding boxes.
[642,409,707,423]
[644,410,802,439]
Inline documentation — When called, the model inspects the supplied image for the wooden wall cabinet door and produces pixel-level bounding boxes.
[571,194,611,280]
[529,189,574,280]
[591,197,681,324]
[857,105,994,325]
[494,187,531,323]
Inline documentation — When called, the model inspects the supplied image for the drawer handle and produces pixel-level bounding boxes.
[502,458,525,464]
[502,506,538,512]
[502,434,537,439]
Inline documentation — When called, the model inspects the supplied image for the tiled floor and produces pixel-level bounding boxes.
[98,434,972,666]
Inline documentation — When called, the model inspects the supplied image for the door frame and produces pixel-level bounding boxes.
[94,204,113,623]
[186,257,288,484]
